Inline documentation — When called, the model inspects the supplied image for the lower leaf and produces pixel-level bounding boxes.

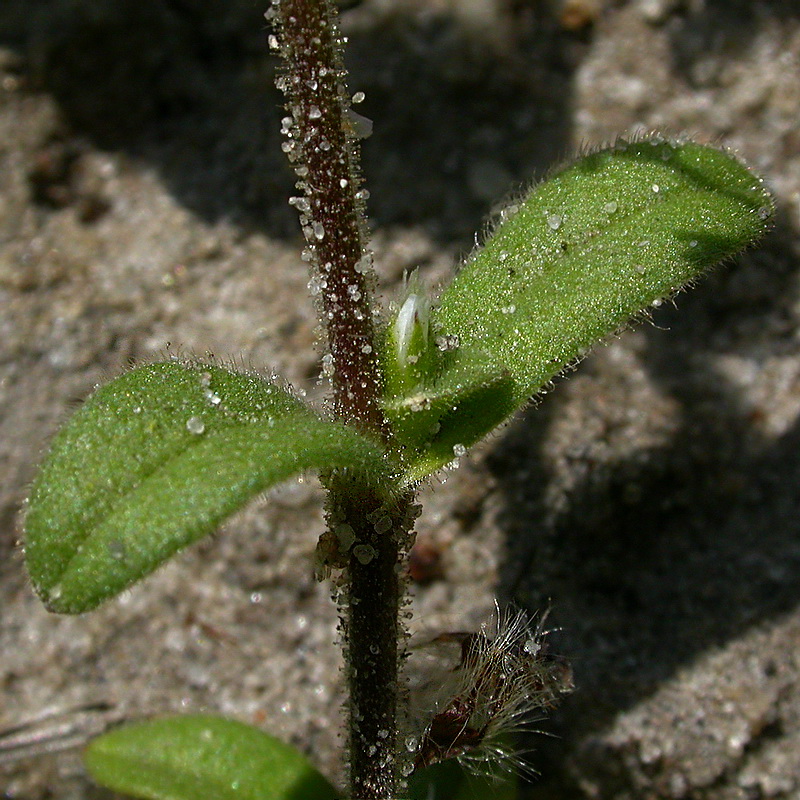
[25,360,393,613]
[84,714,339,800]
[406,758,518,800]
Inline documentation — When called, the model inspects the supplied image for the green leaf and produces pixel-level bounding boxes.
[25,360,393,613]
[84,714,338,800]
[406,758,518,800]
[431,137,773,429]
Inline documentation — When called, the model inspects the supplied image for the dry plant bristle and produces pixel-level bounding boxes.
[404,605,573,780]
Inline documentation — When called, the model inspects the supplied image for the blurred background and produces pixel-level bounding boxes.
[1,1,799,797]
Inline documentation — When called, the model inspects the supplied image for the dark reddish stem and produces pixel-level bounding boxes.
[272,2,413,798]
[272,0,387,438]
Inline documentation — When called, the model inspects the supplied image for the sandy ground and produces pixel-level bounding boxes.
[1,0,800,798]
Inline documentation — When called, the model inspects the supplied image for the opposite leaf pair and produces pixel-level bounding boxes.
[25,137,772,616]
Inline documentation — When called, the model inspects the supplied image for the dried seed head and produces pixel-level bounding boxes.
[404,605,572,779]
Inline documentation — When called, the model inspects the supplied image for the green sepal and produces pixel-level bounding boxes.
[382,271,439,400]
[84,714,339,800]
[25,360,393,613]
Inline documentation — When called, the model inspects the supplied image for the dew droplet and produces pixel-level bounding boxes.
[352,91,365,103]
[49,584,63,601]
[308,105,322,120]
[186,416,205,435]
[361,344,373,354]
[313,222,325,240]
[651,183,660,193]
[604,200,618,214]
[636,264,646,274]
[689,239,698,248]
[267,34,279,50]
[758,206,771,220]
[453,443,467,457]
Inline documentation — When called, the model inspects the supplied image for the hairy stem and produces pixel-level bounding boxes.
[272,2,415,797]
[329,487,418,800]
[272,0,387,436]
[347,538,401,799]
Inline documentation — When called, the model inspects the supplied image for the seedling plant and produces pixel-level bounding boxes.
[21,1,773,798]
